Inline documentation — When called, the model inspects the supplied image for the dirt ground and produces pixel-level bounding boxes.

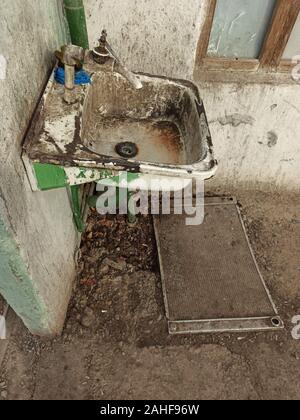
[0,190,299,400]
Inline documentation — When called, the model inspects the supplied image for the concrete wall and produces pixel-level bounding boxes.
[0,0,77,335]
[201,82,300,192]
[84,0,300,191]
[84,0,204,79]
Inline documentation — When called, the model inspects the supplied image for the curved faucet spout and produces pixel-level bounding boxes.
[92,30,143,90]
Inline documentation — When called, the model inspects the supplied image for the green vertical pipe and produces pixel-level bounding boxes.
[63,0,89,49]
[63,0,89,231]
[69,186,85,233]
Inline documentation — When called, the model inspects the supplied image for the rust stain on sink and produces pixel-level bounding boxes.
[151,121,184,164]
[23,57,217,180]
[84,117,185,165]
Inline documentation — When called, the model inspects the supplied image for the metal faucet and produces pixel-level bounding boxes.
[58,45,85,104]
[92,30,143,90]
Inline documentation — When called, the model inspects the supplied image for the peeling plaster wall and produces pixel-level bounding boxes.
[85,0,300,191]
[84,0,204,79]
[283,13,300,59]
[0,0,77,335]
[200,82,300,192]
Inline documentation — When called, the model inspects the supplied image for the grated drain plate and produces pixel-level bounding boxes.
[154,197,283,334]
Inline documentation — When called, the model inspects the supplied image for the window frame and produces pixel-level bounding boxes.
[195,0,300,75]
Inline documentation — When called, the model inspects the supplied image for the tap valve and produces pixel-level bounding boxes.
[92,29,110,64]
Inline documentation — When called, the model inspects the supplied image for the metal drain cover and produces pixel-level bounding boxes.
[115,142,138,159]
[154,197,283,334]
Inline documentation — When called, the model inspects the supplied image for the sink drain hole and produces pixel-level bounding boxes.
[115,142,138,159]
[271,317,282,327]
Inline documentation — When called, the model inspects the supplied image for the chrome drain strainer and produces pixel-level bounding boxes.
[115,142,138,159]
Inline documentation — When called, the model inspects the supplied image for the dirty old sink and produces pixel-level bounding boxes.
[24,56,217,185]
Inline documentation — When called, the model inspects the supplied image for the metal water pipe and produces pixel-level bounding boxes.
[63,0,89,49]
[63,0,89,231]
